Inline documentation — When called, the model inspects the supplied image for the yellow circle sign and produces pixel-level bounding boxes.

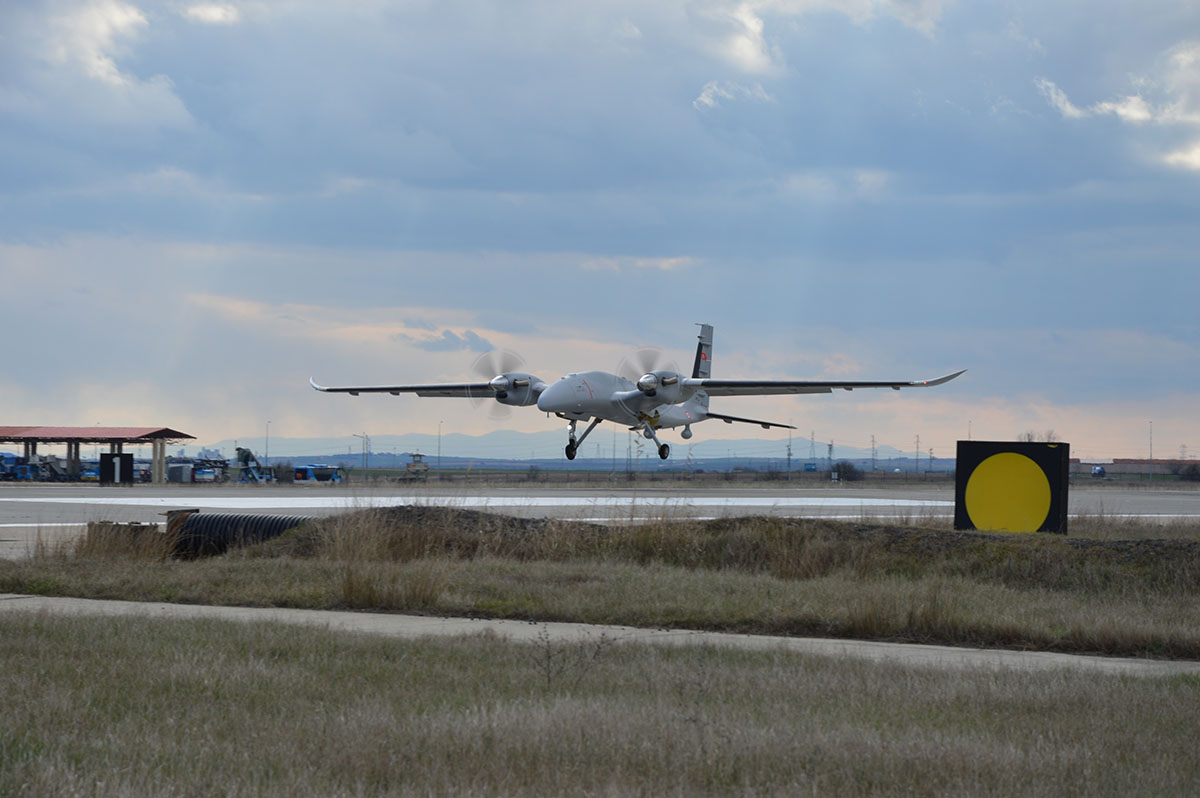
[964,452,1052,532]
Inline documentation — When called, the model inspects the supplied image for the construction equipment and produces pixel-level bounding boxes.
[234,447,275,484]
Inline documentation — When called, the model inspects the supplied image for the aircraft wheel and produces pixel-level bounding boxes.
[565,444,577,460]
[658,443,670,460]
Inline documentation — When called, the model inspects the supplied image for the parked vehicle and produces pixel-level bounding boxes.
[293,464,343,485]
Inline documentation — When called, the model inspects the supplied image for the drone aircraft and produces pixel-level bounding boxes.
[310,324,964,460]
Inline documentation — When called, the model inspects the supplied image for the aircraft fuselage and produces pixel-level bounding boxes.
[536,370,705,430]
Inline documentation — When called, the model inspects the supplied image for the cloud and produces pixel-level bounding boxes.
[1035,78,1085,119]
[615,18,642,42]
[47,0,148,87]
[691,0,950,78]
[49,166,267,203]
[183,4,240,25]
[580,256,698,272]
[1005,19,1045,55]
[693,79,773,110]
[773,168,893,202]
[1037,39,1200,171]
[1092,95,1153,123]
[397,329,495,353]
[1163,141,1200,170]
[1037,78,1163,124]
[3,0,193,129]
[721,3,774,73]
[874,0,953,38]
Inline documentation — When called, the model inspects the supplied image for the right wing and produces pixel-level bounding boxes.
[704,411,796,430]
[309,377,492,398]
[683,370,965,397]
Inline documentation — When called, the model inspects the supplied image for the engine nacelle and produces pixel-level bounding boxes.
[638,370,683,403]
[492,372,544,406]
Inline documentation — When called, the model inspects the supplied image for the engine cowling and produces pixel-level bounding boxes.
[637,370,683,402]
[491,372,545,406]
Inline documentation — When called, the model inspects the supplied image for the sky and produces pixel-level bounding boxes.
[2,0,1198,461]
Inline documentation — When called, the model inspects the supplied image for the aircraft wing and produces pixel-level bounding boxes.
[310,377,492,398]
[704,411,796,430]
[684,370,965,397]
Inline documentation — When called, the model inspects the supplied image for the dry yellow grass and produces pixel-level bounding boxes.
[3,507,1199,657]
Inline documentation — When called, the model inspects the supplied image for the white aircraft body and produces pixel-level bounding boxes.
[310,324,964,460]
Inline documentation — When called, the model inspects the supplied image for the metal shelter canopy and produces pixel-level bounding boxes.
[0,426,194,446]
[0,427,195,484]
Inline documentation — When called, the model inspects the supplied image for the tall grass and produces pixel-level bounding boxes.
[253,507,1200,600]
[2,613,1197,796]
[4,506,1200,658]
[72,521,176,561]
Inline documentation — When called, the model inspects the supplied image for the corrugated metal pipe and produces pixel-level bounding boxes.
[166,509,315,558]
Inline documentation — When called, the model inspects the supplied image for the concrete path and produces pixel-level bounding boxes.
[3,593,1197,679]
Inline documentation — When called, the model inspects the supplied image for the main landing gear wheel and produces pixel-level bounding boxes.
[565,444,577,460]
[658,443,670,460]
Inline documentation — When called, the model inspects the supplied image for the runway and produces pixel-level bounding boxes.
[2,482,1198,558]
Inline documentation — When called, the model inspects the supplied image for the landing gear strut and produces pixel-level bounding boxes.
[640,423,671,460]
[564,418,602,461]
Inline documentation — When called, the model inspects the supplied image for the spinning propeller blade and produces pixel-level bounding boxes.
[470,349,527,419]
[616,347,679,384]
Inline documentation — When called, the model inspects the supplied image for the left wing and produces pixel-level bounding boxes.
[684,370,965,397]
[310,377,492,398]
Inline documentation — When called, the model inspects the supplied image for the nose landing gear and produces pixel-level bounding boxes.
[564,418,601,461]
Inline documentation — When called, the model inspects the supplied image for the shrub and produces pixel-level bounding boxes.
[833,461,863,482]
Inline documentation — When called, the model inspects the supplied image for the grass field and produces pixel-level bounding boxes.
[2,508,1198,659]
[3,612,1199,796]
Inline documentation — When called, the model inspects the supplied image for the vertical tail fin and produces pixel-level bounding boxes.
[692,323,713,379]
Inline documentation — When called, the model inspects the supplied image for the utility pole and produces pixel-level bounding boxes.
[786,430,793,481]
[915,435,920,475]
[438,420,442,471]
[871,434,877,472]
[827,440,833,472]
[352,433,369,474]
[1149,421,1153,484]
[265,421,270,470]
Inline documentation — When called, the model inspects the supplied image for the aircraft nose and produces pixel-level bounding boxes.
[536,379,571,412]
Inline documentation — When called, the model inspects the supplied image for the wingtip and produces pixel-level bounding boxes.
[931,369,967,386]
[309,376,324,391]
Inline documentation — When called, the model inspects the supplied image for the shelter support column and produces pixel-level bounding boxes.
[152,440,166,484]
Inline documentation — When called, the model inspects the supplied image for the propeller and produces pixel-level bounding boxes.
[615,347,682,420]
[470,349,527,419]
[616,347,679,386]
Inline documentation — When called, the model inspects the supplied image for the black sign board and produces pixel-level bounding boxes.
[954,441,1069,534]
[99,453,135,485]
